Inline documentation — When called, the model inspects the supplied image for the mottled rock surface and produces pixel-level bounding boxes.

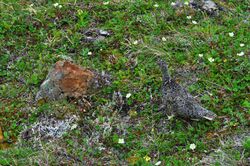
[81,28,110,42]
[171,0,223,15]
[36,60,111,101]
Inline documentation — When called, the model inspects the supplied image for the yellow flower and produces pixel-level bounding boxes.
[144,155,151,162]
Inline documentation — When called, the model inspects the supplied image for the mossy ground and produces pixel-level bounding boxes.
[0,0,249,165]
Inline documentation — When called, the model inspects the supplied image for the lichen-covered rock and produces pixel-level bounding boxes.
[21,115,79,141]
[36,60,111,101]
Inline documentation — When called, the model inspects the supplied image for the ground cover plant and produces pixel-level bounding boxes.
[0,0,249,165]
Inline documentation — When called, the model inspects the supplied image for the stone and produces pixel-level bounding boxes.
[171,0,223,15]
[82,28,110,43]
[36,60,111,101]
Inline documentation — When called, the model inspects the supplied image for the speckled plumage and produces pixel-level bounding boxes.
[157,60,217,120]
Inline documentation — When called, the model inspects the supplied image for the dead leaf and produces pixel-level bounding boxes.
[0,127,3,143]
[127,156,140,165]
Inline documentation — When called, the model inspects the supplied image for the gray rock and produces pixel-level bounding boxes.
[171,0,222,15]
[82,28,110,42]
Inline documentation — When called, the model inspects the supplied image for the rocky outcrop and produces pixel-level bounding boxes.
[36,60,111,101]
[171,0,223,15]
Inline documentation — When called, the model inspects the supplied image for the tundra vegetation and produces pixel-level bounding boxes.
[0,0,249,165]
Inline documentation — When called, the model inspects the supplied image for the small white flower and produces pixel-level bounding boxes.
[167,114,175,120]
[53,3,59,7]
[118,138,125,144]
[208,57,215,62]
[154,4,159,8]
[98,147,106,151]
[126,93,132,98]
[184,1,189,5]
[190,143,196,150]
[155,161,162,166]
[192,20,198,24]
[198,54,203,57]
[187,16,192,19]
[88,51,92,55]
[30,4,34,7]
[171,2,176,6]
[133,40,138,45]
[229,32,234,37]
[58,5,62,8]
[70,124,78,130]
[103,1,109,5]
[237,51,244,56]
[240,43,245,47]
[162,37,167,42]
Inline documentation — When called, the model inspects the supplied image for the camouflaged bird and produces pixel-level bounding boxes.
[157,59,216,120]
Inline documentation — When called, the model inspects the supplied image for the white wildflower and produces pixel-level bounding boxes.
[162,37,167,42]
[53,3,59,7]
[184,1,189,5]
[229,32,234,37]
[155,161,162,166]
[237,51,244,56]
[192,20,198,24]
[99,147,106,151]
[208,57,215,62]
[154,4,159,8]
[58,5,62,8]
[190,143,196,150]
[240,43,245,47]
[133,40,138,45]
[187,16,192,19]
[126,93,132,98]
[167,114,175,120]
[118,138,125,144]
[103,1,109,5]
[87,51,92,55]
[198,54,203,57]
[171,2,176,6]
[70,124,78,130]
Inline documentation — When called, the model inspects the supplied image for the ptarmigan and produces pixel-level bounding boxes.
[157,59,217,120]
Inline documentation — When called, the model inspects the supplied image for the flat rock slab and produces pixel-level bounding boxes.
[36,60,111,101]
